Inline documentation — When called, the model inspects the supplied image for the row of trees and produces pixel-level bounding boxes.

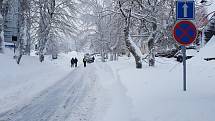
[78,0,210,68]
[1,0,212,68]
[78,0,177,68]
[1,0,77,63]
[0,0,8,53]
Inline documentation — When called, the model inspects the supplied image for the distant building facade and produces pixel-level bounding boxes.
[4,0,19,43]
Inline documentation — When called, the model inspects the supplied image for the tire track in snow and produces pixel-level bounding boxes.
[0,67,98,121]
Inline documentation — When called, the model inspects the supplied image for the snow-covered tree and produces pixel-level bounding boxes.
[0,0,10,53]
[0,12,3,53]
[78,0,178,68]
[15,0,31,64]
[117,0,143,68]
[204,13,215,42]
[29,0,77,62]
[77,0,125,61]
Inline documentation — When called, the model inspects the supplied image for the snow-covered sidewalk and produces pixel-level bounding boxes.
[105,54,215,121]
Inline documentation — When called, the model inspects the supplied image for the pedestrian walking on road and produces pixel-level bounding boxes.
[74,58,78,67]
[92,56,95,62]
[83,58,87,67]
[71,58,75,68]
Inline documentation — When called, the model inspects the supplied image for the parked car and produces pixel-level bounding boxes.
[84,53,95,63]
[174,46,198,62]
[155,49,179,58]
[174,53,193,62]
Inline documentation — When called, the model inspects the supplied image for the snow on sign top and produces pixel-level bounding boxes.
[173,20,197,46]
[176,0,195,20]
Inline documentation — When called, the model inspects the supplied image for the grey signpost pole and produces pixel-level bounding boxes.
[182,46,186,91]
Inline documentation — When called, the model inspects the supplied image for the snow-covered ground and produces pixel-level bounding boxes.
[0,49,72,114]
[103,37,215,121]
[0,37,215,121]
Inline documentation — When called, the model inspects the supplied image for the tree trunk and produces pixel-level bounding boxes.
[0,4,4,53]
[25,4,31,55]
[113,53,118,61]
[124,25,142,68]
[0,20,3,53]
[16,0,25,64]
[148,19,157,67]
[38,1,48,62]
[110,52,113,61]
[118,1,142,68]
[148,32,156,67]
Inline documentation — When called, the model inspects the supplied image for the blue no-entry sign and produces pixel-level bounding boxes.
[176,0,195,20]
[173,20,197,46]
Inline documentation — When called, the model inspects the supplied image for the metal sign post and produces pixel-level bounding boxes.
[173,0,196,91]
[182,46,186,91]
[173,20,197,91]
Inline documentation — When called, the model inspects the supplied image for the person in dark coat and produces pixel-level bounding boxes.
[83,58,87,67]
[74,58,78,67]
[92,56,95,62]
[71,58,74,67]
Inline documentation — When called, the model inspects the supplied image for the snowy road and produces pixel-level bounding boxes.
[0,67,99,121]
[0,61,135,121]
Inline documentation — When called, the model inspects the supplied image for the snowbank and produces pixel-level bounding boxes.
[191,36,215,62]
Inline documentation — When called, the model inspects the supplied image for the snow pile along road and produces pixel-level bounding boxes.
[191,36,215,62]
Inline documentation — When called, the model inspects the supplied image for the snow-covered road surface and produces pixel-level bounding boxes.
[0,67,99,121]
[2,48,215,121]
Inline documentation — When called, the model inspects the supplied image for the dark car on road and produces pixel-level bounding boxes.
[155,49,179,58]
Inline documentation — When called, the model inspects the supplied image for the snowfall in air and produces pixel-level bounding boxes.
[0,37,214,121]
[1,0,215,121]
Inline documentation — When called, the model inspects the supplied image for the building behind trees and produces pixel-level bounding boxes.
[3,0,19,43]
